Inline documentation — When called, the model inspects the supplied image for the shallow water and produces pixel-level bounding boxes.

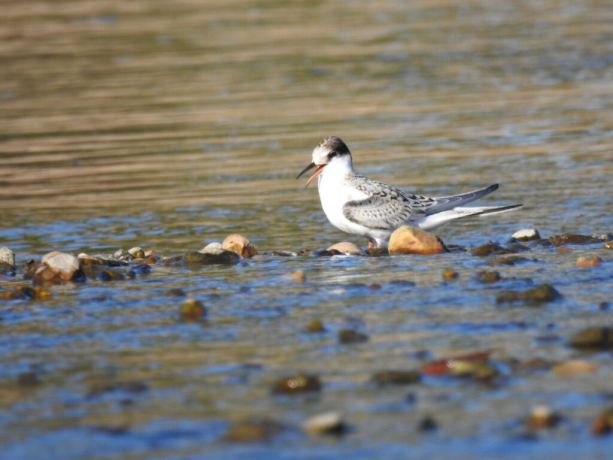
[2,0,613,459]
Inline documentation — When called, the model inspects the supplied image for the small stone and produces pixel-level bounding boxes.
[17,371,40,386]
[180,299,207,321]
[270,250,297,257]
[77,254,105,266]
[577,256,603,269]
[474,270,501,284]
[82,264,125,281]
[600,302,609,311]
[512,228,541,242]
[471,242,509,257]
[604,242,613,250]
[549,234,601,247]
[526,405,561,430]
[592,409,613,436]
[327,242,364,255]
[223,419,285,443]
[312,249,338,256]
[0,247,16,266]
[338,329,369,344]
[165,288,187,297]
[307,320,325,333]
[371,370,421,386]
[113,249,135,262]
[569,327,613,350]
[222,234,258,258]
[303,412,346,436]
[365,247,389,256]
[128,247,145,259]
[442,269,459,282]
[388,226,445,255]
[182,249,240,265]
[553,360,596,377]
[272,374,322,395]
[41,251,83,282]
[504,242,531,253]
[496,284,561,306]
[0,262,15,276]
[593,232,613,242]
[489,256,533,267]
[530,239,553,248]
[288,270,306,284]
[417,415,438,432]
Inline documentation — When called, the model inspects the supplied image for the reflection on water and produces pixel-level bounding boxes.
[2,0,613,458]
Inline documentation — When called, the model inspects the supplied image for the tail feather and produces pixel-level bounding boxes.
[417,203,523,231]
[425,184,499,215]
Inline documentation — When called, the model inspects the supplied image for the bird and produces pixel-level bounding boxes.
[297,136,522,248]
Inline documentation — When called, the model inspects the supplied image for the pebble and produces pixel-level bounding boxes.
[474,270,501,284]
[0,247,15,266]
[113,249,135,262]
[577,255,603,269]
[549,234,601,247]
[496,284,560,306]
[303,412,346,435]
[592,408,613,436]
[553,359,596,377]
[307,320,325,333]
[326,242,365,255]
[338,329,369,344]
[530,239,553,248]
[180,299,207,321]
[223,419,285,443]
[182,249,240,265]
[569,327,613,350]
[77,254,105,266]
[371,370,421,386]
[165,288,187,297]
[526,405,561,429]
[388,225,445,255]
[504,242,531,253]
[34,251,85,286]
[128,247,145,259]
[417,415,438,432]
[604,242,613,250]
[471,242,509,257]
[82,264,125,281]
[202,242,222,252]
[288,270,306,284]
[489,256,533,267]
[511,228,541,241]
[365,247,389,256]
[272,374,322,395]
[442,269,459,282]
[222,234,259,258]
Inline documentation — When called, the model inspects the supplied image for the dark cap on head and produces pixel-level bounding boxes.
[318,136,350,156]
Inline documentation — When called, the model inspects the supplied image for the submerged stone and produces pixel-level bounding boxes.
[592,409,613,436]
[604,242,613,250]
[549,234,601,247]
[569,327,613,350]
[0,262,15,276]
[496,284,561,306]
[530,239,553,248]
[471,242,509,257]
[114,249,135,262]
[553,359,596,377]
[270,250,297,257]
[183,249,240,265]
[82,264,125,281]
[327,242,364,255]
[180,299,207,321]
[272,374,322,395]
[307,320,325,333]
[526,405,561,430]
[442,269,459,282]
[338,329,369,344]
[489,256,534,267]
[365,247,389,257]
[417,416,438,432]
[303,412,346,436]
[388,225,445,255]
[577,255,603,269]
[222,234,258,258]
[128,247,145,259]
[223,419,285,443]
[504,242,531,253]
[371,370,421,386]
[474,270,502,284]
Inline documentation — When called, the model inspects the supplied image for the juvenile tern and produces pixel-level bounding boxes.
[297,136,522,247]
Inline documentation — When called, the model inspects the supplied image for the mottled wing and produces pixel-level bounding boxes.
[343,177,430,230]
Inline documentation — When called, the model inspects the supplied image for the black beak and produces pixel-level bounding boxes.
[296,162,316,179]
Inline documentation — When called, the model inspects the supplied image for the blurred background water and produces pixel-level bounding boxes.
[1,1,613,459]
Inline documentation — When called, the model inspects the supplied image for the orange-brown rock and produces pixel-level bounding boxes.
[222,234,259,258]
[388,226,445,255]
[327,242,364,255]
[34,251,84,286]
[577,255,603,269]
[553,359,596,377]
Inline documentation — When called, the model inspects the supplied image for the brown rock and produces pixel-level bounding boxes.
[442,269,459,282]
[388,226,445,255]
[338,329,369,344]
[272,374,321,395]
[592,409,613,436]
[496,284,561,306]
[288,270,306,284]
[180,299,207,321]
[307,320,325,333]
[40,252,83,282]
[526,405,561,430]
[222,234,259,258]
[577,255,603,269]
[371,370,421,386]
[471,242,509,257]
[223,419,285,443]
[327,242,364,255]
[549,234,601,247]
[569,327,613,350]
[474,270,502,284]
[604,242,613,250]
[553,360,596,377]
